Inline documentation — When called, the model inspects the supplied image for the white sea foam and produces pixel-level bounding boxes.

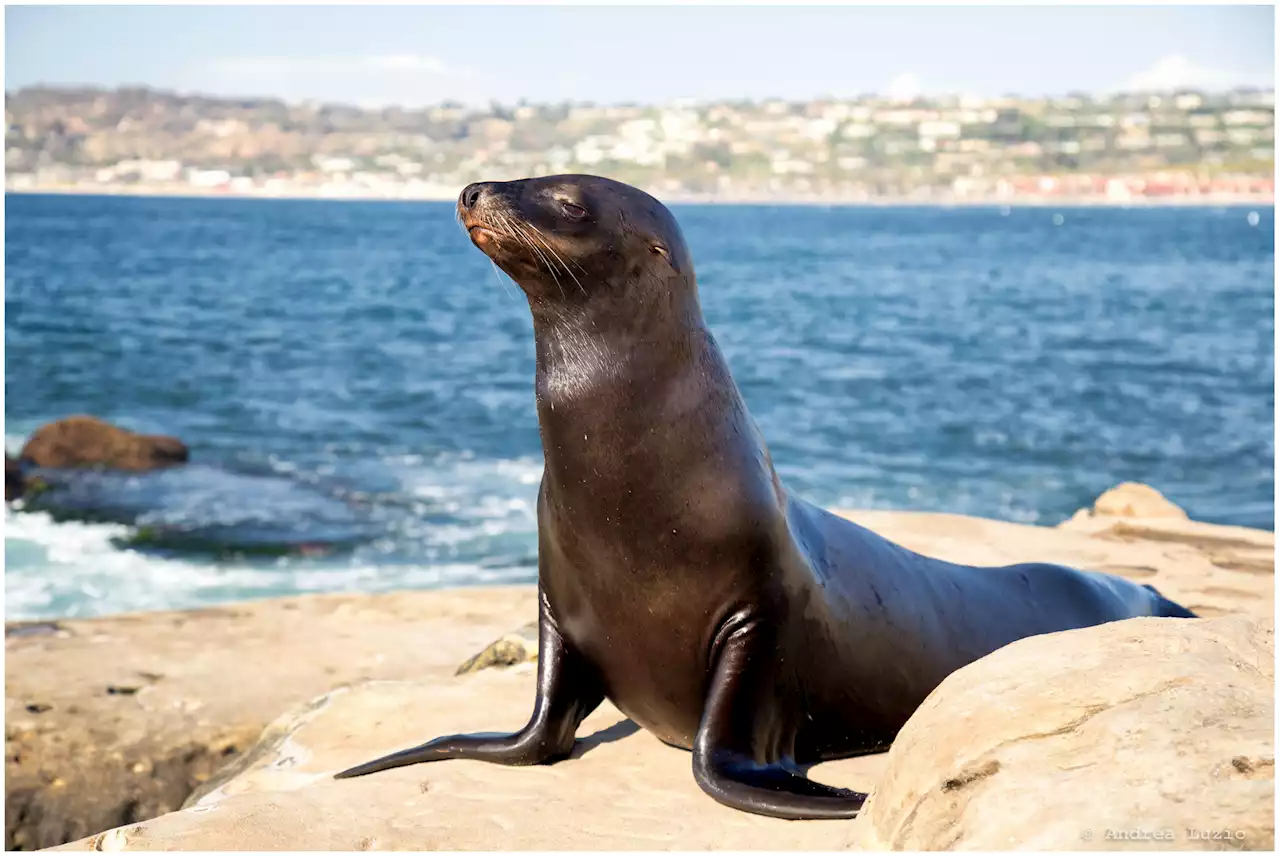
[4,507,242,618]
[5,504,534,620]
[5,432,30,456]
[4,452,546,620]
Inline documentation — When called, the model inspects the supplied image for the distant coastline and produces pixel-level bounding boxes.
[7,182,1273,208]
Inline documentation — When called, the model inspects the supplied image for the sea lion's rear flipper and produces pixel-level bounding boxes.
[691,615,867,821]
[334,606,604,779]
[1141,584,1199,618]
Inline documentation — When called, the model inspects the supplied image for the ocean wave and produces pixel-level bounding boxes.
[6,199,1272,620]
[4,505,534,620]
[5,506,237,618]
[3,451,546,620]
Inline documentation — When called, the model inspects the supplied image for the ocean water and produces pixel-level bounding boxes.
[5,193,1274,620]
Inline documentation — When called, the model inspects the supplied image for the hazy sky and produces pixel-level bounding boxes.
[6,5,1276,107]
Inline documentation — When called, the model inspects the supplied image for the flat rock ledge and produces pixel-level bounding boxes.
[52,615,1274,851]
[9,501,1274,850]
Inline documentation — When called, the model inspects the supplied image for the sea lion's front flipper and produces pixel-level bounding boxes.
[691,616,866,820]
[334,596,603,779]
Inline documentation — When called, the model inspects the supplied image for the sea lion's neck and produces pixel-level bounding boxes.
[529,293,707,404]
[530,294,778,518]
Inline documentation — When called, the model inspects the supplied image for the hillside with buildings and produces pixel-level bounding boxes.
[5,86,1275,203]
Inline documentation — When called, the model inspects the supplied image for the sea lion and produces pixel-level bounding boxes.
[334,174,1197,820]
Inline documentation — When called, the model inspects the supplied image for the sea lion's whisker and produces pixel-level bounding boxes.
[489,259,517,302]
[524,226,587,297]
[506,217,567,301]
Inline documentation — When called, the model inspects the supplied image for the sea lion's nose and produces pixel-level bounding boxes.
[460,183,490,210]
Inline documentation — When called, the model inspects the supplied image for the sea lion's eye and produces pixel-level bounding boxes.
[560,202,587,220]
[652,245,670,260]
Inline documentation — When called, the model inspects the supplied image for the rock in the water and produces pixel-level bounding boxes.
[455,621,539,674]
[846,615,1274,851]
[1091,481,1188,519]
[6,454,24,501]
[5,455,49,503]
[18,462,373,558]
[20,415,188,471]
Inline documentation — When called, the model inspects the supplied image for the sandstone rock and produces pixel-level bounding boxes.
[18,511,1274,850]
[5,588,535,851]
[1091,482,1188,520]
[456,621,539,674]
[19,415,189,471]
[51,672,888,851]
[845,615,1274,851]
[50,617,1273,852]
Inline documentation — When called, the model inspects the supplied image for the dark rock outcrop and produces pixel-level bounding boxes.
[19,416,188,472]
[6,455,25,502]
[455,621,539,674]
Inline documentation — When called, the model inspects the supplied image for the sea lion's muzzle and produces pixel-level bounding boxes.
[459,182,493,211]
[457,182,512,252]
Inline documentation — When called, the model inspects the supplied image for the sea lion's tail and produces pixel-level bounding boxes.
[1143,584,1198,618]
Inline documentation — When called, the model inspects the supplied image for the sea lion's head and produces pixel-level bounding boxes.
[457,174,695,306]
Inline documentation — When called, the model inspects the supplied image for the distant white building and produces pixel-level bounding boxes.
[188,169,231,188]
[805,118,838,141]
[313,156,355,174]
[573,136,610,165]
[138,160,182,182]
[1105,178,1133,202]
[1154,133,1189,148]
[918,120,962,139]
[770,156,814,175]
[1222,110,1273,127]
[545,147,573,171]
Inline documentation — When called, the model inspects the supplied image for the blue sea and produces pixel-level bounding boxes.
[4,193,1274,620]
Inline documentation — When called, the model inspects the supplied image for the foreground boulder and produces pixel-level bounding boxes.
[455,621,538,674]
[51,614,1272,851]
[1091,481,1188,519]
[848,614,1274,851]
[19,415,188,471]
[1061,481,1189,526]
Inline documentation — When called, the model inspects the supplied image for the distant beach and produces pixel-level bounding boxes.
[6,181,1275,207]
